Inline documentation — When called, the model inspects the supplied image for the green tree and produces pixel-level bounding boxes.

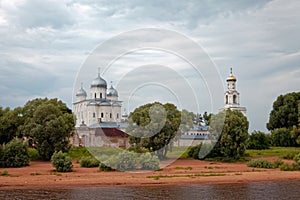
[246,131,270,150]
[291,125,300,144]
[290,102,300,144]
[0,107,24,144]
[19,98,74,160]
[0,143,4,167]
[271,127,297,147]
[179,109,194,133]
[192,112,212,125]
[126,102,187,159]
[267,92,300,131]
[208,109,249,159]
[203,111,212,125]
[267,92,300,146]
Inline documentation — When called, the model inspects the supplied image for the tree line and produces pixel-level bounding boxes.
[267,92,300,147]
[0,91,298,167]
[0,98,75,167]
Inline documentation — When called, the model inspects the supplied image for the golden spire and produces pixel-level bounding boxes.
[227,67,237,81]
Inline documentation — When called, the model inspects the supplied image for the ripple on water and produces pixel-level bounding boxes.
[0,181,300,200]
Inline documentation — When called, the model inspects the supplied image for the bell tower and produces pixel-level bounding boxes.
[223,68,246,115]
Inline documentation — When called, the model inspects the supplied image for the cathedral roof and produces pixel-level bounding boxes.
[226,67,237,82]
[107,84,118,97]
[95,128,128,138]
[91,70,107,88]
[76,83,87,97]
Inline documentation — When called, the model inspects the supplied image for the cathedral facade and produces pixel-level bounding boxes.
[73,70,122,127]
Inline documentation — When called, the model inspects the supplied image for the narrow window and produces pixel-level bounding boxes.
[101,112,104,118]
[226,95,228,104]
[100,93,102,98]
[94,93,97,99]
[117,113,119,119]
[233,95,237,104]
[110,113,112,118]
[93,112,95,118]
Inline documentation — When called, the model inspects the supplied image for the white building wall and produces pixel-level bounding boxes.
[107,96,118,101]
[90,87,107,99]
[73,74,123,127]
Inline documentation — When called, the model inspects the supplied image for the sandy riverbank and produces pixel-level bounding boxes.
[1,158,299,187]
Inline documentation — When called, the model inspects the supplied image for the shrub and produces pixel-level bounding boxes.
[280,163,300,171]
[51,151,73,172]
[247,160,275,169]
[28,148,40,160]
[273,159,284,168]
[68,147,92,160]
[114,151,137,170]
[246,131,270,150]
[277,153,300,171]
[99,151,160,171]
[2,138,29,168]
[98,155,114,172]
[99,162,114,172]
[294,153,300,165]
[187,144,202,159]
[282,152,297,160]
[187,143,223,160]
[0,170,9,176]
[138,153,160,170]
[80,156,100,168]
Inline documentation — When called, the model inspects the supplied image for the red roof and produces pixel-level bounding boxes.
[95,128,128,138]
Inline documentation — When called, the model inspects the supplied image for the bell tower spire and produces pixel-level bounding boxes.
[98,67,101,77]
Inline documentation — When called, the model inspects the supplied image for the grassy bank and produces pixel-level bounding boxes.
[66,146,300,161]
[245,147,300,159]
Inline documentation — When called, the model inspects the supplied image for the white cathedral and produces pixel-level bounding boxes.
[221,68,246,115]
[71,67,246,147]
[73,70,123,127]
[73,67,246,128]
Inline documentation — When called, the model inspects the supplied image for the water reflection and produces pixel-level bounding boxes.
[0,181,299,200]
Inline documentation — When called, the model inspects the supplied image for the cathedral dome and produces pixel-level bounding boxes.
[226,68,237,82]
[107,85,118,97]
[91,73,107,88]
[76,84,87,97]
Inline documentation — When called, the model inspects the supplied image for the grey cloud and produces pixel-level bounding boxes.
[0,59,57,94]
[6,0,76,29]
[0,0,299,133]
[68,0,272,30]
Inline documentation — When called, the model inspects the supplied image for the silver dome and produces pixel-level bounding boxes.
[107,85,118,97]
[91,73,107,88]
[76,85,87,97]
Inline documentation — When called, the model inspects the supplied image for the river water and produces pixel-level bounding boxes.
[0,180,299,200]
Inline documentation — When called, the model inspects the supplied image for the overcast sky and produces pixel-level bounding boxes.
[0,0,299,132]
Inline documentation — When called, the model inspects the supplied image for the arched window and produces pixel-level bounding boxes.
[233,95,237,104]
[226,95,228,104]
[93,112,95,118]
[101,112,104,118]
[100,93,102,98]
[94,93,97,99]
[117,113,119,118]
[110,113,112,118]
